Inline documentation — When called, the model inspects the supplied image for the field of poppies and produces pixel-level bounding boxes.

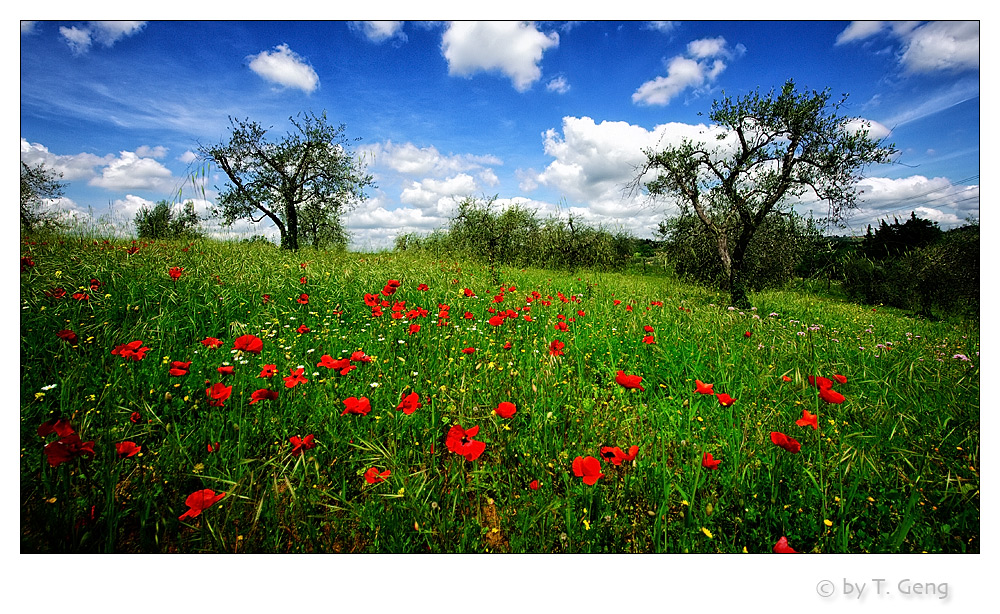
[19,234,980,553]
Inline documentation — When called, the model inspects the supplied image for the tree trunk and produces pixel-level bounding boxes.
[284,200,299,251]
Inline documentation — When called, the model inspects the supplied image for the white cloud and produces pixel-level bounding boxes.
[59,21,145,55]
[843,118,892,140]
[643,22,676,34]
[632,36,740,106]
[546,76,570,94]
[135,145,168,159]
[399,173,480,213]
[247,44,319,93]
[21,21,38,35]
[349,21,407,44]
[365,141,502,177]
[836,21,978,74]
[20,138,110,181]
[89,151,174,191]
[441,21,559,92]
[178,150,199,164]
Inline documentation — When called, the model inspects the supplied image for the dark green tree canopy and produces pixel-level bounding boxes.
[636,79,897,307]
[20,161,67,232]
[198,111,374,250]
[134,200,203,240]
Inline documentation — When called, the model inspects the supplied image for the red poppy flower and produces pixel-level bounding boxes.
[43,433,96,467]
[529,480,540,490]
[494,401,517,419]
[262,294,271,304]
[350,350,372,363]
[833,374,847,385]
[549,339,565,356]
[259,364,277,378]
[643,325,654,333]
[396,391,422,415]
[702,452,722,470]
[206,382,233,407]
[341,396,372,416]
[364,467,392,484]
[249,388,279,404]
[642,335,655,344]
[615,370,644,391]
[818,388,846,404]
[296,324,311,334]
[572,455,604,485]
[363,293,380,307]
[461,347,475,354]
[112,340,150,361]
[744,331,752,338]
[613,299,621,306]
[808,375,834,390]
[554,321,568,332]
[46,287,67,299]
[488,315,505,326]
[169,361,192,376]
[769,431,801,454]
[781,375,792,382]
[716,393,736,407]
[418,283,429,291]
[463,288,475,297]
[623,445,639,461]
[129,411,142,424]
[233,334,263,354]
[599,446,628,466]
[56,329,78,344]
[503,341,512,350]
[445,424,486,461]
[116,441,141,458]
[795,409,819,430]
[409,323,421,335]
[773,536,797,553]
[283,368,308,388]
[21,255,36,271]
[168,267,184,280]
[178,489,225,521]
[297,293,309,304]
[72,292,90,301]
[207,442,220,453]
[38,418,75,439]
[300,276,307,284]
[217,365,235,375]
[694,379,714,395]
[201,337,222,349]
[89,278,102,291]
[289,434,316,455]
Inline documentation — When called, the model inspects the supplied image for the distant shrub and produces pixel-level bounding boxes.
[135,200,203,240]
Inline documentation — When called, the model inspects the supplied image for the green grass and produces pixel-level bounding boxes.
[19,235,979,553]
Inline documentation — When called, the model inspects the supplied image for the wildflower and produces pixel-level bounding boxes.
[178,489,225,521]
[206,382,233,407]
[364,467,391,484]
[89,278,102,291]
[529,480,540,490]
[207,442,220,453]
[38,417,75,439]
[297,293,309,304]
[744,331,752,338]
[350,350,372,363]
[615,370,644,391]
[56,329,78,344]
[129,411,142,424]
[769,431,801,454]
[300,276,307,284]
[781,375,792,382]
[283,367,308,388]
[953,354,970,361]
[599,446,628,466]
[112,340,150,361]
[169,361,192,376]
[72,292,90,301]
[233,334,263,354]
[572,455,604,485]
[702,452,722,470]
[716,393,736,407]
[461,347,476,355]
[262,294,271,304]
[694,380,714,395]
[445,424,486,461]
[217,365,235,375]
[488,315,505,326]
[115,441,141,458]
[45,287,67,299]
[795,409,819,430]
[643,325,654,333]
[494,401,517,419]
[396,391,423,415]
[289,434,316,455]
[44,433,96,467]
[249,388,279,404]
[773,536,797,553]
[463,288,475,297]
[818,388,846,404]
[259,364,277,378]
[549,339,565,357]
[408,323,421,335]
[418,284,429,291]
[832,374,848,384]
[341,396,372,416]
[201,337,223,349]
[642,335,655,344]
[168,267,184,281]
[296,324,310,334]
[808,375,834,390]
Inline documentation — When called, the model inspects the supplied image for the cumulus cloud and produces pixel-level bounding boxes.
[399,173,480,213]
[632,36,742,106]
[546,75,570,94]
[59,21,146,55]
[21,21,39,35]
[247,44,319,93]
[843,118,892,140]
[20,138,110,181]
[178,150,199,164]
[135,145,168,159]
[441,21,559,92]
[89,151,174,191]
[835,21,978,74]
[365,141,502,178]
[643,21,676,34]
[349,21,407,44]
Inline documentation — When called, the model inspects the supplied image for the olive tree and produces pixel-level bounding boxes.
[635,79,896,307]
[20,161,67,232]
[198,111,373,250]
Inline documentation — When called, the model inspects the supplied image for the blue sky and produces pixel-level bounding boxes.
[20,19,980,249]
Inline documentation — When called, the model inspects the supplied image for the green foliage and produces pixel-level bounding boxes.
[399,196,637,273]
[199,111,374,251]
[638,79,897,308]
[20,161,68,233]
[134,200,204,240]
[862,211,944,260]
[841,217,979,318]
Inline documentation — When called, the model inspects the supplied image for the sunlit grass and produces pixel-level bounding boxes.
[20,235,979,553]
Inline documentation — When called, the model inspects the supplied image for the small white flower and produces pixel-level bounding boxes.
[41,384,57,391]
[370,382,380,388]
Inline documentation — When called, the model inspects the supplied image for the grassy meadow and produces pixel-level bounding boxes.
[19,234,980,553]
